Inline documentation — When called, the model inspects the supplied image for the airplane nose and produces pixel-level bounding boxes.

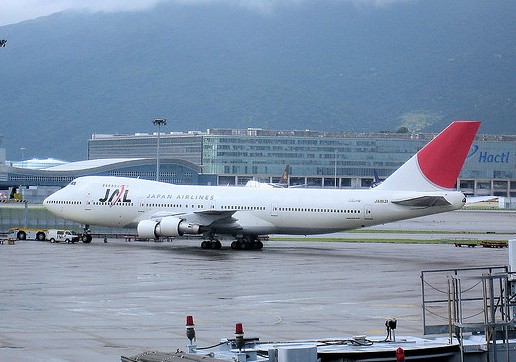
[43,194,59,214]
[43,195,52,210]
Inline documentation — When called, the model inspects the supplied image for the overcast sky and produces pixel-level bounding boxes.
[0,0,411,26]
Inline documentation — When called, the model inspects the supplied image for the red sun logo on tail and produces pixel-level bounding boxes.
[417,121,480,189]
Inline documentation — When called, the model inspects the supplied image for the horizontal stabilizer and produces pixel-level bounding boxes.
[392,196,451,207]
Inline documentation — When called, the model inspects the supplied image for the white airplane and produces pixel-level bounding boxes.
[44,121,480,250]
[245,164,290,188]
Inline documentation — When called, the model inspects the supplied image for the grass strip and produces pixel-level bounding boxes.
[272,237,505,245]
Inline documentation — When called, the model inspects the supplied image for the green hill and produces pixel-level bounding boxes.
[0,0,514,161]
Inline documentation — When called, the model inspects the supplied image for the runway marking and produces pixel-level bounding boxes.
[300,306,323,311]
[262,297,324,304]
[371,303,419,308]
[273,316,283,325]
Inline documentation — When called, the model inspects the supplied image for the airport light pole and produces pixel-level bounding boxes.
[153,118,167,181]
[334,148,338,189]
[20,147,26,168]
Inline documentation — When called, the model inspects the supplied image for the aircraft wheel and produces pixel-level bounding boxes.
[211,240,222,249]
[231,240,242,250]
[82,234,92,243]
[256,241,264,250]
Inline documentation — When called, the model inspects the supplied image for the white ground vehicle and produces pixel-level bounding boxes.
[46,229,80,243]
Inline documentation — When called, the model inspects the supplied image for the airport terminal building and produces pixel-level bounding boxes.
[1,127,515,202]
[87,128,515,197]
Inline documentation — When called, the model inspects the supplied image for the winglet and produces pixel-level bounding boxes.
[375,121,480,191]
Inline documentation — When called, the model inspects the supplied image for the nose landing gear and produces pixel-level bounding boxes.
[81,225,93,243]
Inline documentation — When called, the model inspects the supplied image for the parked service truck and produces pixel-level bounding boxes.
[46,230,80,243]
[8,227,91,243]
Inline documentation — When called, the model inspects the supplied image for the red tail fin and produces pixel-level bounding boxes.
[417,121,480,189]
[375,121,480,191]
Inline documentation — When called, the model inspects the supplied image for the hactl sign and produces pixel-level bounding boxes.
[468,145,510,163]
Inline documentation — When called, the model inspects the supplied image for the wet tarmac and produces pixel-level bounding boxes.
[0,211,514,361]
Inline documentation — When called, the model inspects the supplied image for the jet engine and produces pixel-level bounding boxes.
[137,217,201,239]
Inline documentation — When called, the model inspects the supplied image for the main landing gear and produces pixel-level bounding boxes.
[230,236,263,251]
[200,232,222,249]
[199,235,264,250]
[200,239,222,250]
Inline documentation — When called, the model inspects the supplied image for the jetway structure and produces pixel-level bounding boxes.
[421,239,516,361]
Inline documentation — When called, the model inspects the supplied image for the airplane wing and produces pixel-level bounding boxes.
[465,196,498,204]
[391,195,452,208]
[150,209,236,224]
[136,208,244,242]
